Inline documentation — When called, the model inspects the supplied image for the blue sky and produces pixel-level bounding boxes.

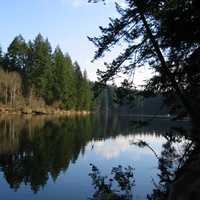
[0,0,153,85]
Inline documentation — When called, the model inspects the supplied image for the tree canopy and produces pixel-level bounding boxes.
[89,0,200,121]
[0,34,93,110]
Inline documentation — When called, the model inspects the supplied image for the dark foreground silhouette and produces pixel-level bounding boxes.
[89,127,200,200]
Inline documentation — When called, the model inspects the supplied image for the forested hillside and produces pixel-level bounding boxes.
[0,34,93,112]
[0,34,171,115]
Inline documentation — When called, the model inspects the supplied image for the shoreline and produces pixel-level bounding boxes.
[0,106,91,116]
[118,114,190,121]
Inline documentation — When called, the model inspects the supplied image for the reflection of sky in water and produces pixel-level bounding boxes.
[0,128,188,200]
[0,133,165,200]
[82,133,166,200]
[89,134,165,160]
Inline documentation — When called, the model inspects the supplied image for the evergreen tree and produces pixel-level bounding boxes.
[80,70,92,110]
[73,61,83,110]
[63,54,76,109]
[5,35,28,72]
[0,34,93,111]
[52,47,65,101]
[52,48,76,108]
[27,34,53,102]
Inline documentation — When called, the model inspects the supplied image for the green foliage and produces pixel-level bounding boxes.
[79,71,93,110]
[27,34,53,101]
[53,48,69,103]
[5,35,28,72]
[73,62,93,110]
[94,85,118,112]
[0,34,93,110]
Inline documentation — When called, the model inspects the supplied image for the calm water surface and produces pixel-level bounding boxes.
[0,115,190,200]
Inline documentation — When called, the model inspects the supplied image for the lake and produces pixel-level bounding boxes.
[0,115,191,200]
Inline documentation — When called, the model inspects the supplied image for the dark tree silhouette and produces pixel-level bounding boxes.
[88,0,200,123]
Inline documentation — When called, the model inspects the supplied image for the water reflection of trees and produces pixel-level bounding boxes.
[88,126,195,200]
[0,115,94,193]
[0,114,144,193]
[89,164,134,200]
[0,115,195,199]
[143,128,200,200]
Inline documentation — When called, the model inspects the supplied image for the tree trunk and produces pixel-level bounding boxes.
[5,87,8,105]
[134,0,199,123]
[13,86,16,106]
[10,89,12,106]
[29,88,33,107]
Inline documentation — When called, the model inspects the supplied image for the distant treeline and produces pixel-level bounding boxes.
[118,96,170,115]
[0,34,93,110]
[96,85,170,115]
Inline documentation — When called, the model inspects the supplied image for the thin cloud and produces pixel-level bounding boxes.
[42,0,89,8]
[60,0,89,8]
[60,0,125,8]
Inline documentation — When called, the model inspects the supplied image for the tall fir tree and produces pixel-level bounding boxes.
[52,48,78,109]
[27,34,53,102]
[80,70,92,110]
[5,35,28,72]
[73,61,83,110]
[63,54,76,109]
